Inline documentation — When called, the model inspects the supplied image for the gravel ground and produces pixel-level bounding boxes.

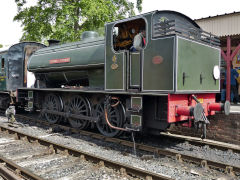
[0,115,239,180]
[0,128,137,180]
[141,135,240,167]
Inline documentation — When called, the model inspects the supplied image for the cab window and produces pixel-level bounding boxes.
[113,18,146,52]
[1,58,4,69]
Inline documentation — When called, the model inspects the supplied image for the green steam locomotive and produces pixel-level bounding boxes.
[1,10,230,138]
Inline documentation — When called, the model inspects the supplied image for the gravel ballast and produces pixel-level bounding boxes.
[0,115,239,179]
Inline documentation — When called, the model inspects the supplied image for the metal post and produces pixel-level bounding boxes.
[226,36,231,101]
[221,36,240,102]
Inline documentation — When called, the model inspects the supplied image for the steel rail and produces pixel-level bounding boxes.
[159,132,240,154]
[0,155,43,180]
[0,124,172,180]
[14,114,240,176]
[0,163,22,180]
[0,164,20,180]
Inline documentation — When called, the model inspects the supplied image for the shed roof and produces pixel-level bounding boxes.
[195,11,240,37]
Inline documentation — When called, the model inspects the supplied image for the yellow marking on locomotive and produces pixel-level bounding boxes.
[0,76,6,81]
[112,55,117,63]
[111,55,118,70]
[199,98,204,103]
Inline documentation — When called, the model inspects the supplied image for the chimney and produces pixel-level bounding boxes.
[47,39,60,46]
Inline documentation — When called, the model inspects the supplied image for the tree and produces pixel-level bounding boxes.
[14,0,143,43]
[0,44,3,48]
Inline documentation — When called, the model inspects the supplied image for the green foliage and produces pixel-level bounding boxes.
[14,0,143,43]
[0,44,3,48]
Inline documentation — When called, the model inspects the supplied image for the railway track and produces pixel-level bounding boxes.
[0,121,171,180]
[9,113,240,177]
[0,154,41,180]
[158,132,240,154]
[16,113,240,154]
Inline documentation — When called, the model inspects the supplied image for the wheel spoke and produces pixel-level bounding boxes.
[43,94,62,124]
[78,104,85,110]
[79,110,87,114]
[68,95,90,129]
[110,118,118,124]
[109,110,116,115]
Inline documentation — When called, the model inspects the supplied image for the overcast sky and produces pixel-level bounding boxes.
[0,0,239,47]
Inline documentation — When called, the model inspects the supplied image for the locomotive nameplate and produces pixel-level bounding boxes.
[49,58,71,64]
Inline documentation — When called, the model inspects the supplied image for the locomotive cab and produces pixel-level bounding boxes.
[111,18,146,89]
[105,10,228,136]
[0,42,45,109]
[7,42,45,91]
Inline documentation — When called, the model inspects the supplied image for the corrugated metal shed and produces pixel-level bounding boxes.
[195,11,240,37]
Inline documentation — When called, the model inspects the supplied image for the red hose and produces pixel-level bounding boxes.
[104,108,129,131]
[110,97,120,107]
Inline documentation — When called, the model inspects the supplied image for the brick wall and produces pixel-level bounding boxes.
[168,113,240,145]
